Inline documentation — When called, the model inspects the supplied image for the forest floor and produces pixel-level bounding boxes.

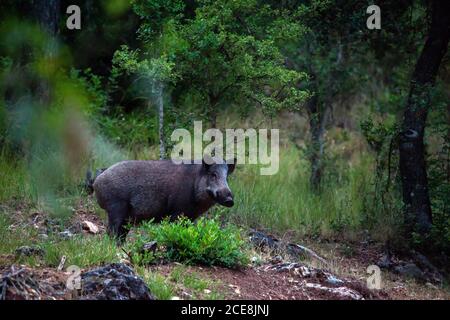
[0,201,449,300]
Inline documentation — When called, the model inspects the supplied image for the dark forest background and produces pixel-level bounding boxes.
[0,0,449,266]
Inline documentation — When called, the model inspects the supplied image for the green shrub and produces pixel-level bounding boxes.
[128,217,249,268]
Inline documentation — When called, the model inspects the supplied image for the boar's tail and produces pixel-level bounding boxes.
[84,168,108,194]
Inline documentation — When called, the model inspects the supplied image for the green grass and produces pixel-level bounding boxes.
[170,265,224,299]
[0,211,39,257]
[0,210,120,268]
[224,146,377,239]
[9,236,121,268]
[0,133,398,263]
[39,235,121,268]
[138,268,176,300]
[135,265,225,300]
[0,151,35,204]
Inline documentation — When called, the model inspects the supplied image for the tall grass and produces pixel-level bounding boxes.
[224,146,377,239]
[1,136,394,244]
[0,150,35,204]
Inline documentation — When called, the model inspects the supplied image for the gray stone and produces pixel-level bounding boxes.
[249,230,280,250]
[15,246,44,257]
[141,241,158,254]
[58,230,74,239]
[394,263,425,280]
[81,263,155,300]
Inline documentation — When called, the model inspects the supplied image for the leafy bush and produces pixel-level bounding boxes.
[128,217,249,268]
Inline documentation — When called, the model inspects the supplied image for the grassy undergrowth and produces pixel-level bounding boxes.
[136,265,224,300]
[1,143,396,245]
[127,216,249,268]
[0,212,121,268]
[0,209,236,300]
[224,146,397,241]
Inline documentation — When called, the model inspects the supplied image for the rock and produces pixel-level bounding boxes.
[377,253,393,269]
[326,274,344,286]
[304,283,364,300]
[414,253,436,271]
[140,241,157,254]
[266,262,340,284]
[413,252,444,284]
[394,263,425,280]
[249,230,280,250]
[249,230,327,265]
[82,220,99,234]
[286,243,327,265]
[59,230,74,239]
[0,267,66,300]
[68,222,83,234]
[270,255,283,264]
[181,291,193,298]
[39,233,49,240]
[15,246,44,257]
[81,263,155,300]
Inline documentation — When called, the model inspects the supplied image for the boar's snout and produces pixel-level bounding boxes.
[222,196,234,207]
[207,187,234,207]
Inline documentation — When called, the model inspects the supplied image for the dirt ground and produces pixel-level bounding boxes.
[1,203,449,300]
[2,259,448,300]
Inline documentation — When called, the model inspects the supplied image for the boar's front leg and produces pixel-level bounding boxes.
[106,201,129,244]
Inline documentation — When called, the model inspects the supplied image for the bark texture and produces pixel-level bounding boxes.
[399,0,450,235]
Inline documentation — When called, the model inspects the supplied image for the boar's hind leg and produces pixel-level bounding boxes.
[106,201,129,243]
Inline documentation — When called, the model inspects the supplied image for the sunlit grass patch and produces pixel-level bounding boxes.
[9,234,120,269]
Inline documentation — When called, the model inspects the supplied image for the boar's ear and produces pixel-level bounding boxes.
[226,158,236,174]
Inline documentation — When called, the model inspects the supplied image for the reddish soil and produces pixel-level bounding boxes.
[149,263,388,300]
[1,201,449,300]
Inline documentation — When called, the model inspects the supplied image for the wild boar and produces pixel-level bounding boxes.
[91,157,235,242]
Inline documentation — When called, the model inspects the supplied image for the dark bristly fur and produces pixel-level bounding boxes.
[92,158,235,242]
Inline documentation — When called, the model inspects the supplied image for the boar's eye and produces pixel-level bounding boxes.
[210,172,218,179]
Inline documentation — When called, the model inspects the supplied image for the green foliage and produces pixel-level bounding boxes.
[359,115,403,239]
[0,150,34,203]
[225,146,375,239]
[0,210,120,268]
[128,216,249,268]
[38,235,120,268]
[360,116,398,153]
[136,267,176,300]
[426,85,450,253]
[132,0,186,40]
[122,0,310,122]
[169,265,224,299]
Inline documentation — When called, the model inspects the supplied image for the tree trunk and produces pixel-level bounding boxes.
[157,82,166,159]
[32,0,60,105]
[209,112,217,129]
[399,0,450,236]
[33,0,60,35]
[307,95,330,191]
[207,94,219,128]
